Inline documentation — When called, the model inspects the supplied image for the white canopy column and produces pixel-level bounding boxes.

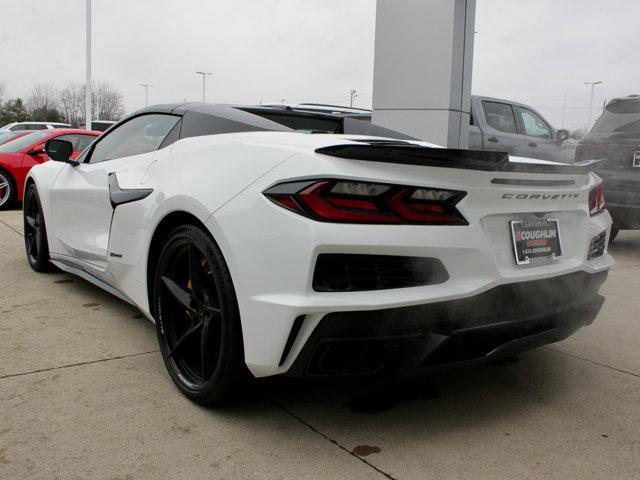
[372,0,476,148]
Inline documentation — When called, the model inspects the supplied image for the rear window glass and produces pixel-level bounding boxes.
[249,112,341,134]
[482,101,517,134]
[0,131,50,153]
[593,100,640,133]
[592,113,640,133]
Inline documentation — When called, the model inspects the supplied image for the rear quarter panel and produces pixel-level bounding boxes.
[106,137,297,313]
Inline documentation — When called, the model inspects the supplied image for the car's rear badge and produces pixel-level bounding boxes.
[633,151,640,167]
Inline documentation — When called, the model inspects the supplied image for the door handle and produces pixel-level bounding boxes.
[528,142,538,147]
[487,137,499,143]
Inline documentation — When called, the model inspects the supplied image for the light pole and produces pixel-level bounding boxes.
[196,71,212,102]
[85,0,92,130]
[139,83,154,106]
[584,81,603,128]
[349,89,358,108]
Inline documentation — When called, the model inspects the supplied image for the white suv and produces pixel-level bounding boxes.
[0,121,71,132]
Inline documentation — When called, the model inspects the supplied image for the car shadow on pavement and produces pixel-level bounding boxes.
[215,349,573,439]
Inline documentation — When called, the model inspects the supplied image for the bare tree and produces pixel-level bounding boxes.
[26,83,60,120]
[59,82,85,127]
[94,81,125,121]
[58,80,125,126]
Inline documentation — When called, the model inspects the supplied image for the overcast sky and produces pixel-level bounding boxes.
[0,0,638,130]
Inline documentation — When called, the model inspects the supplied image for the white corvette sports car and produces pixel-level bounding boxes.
[24,103,613,404]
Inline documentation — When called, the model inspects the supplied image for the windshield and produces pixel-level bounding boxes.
[0,131,21,145]
[0,131,50,153]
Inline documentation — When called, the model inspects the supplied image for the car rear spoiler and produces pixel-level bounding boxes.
[315,144,604,174]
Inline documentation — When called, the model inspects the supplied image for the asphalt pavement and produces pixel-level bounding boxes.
[0,209,638,480]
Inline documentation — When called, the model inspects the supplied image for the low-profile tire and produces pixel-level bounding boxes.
[23,183,52,272]
[0,168,16,211]
[609,224,620,243]
[153,224,246,405]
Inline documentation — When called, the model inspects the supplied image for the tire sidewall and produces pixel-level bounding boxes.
[153,224,242,403]
[0,169,16,210]
[23,184,51,272]
[609,223,620,243]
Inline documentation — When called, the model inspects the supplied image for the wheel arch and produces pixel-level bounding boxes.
[24,175,36,190]
[146,210,212,315]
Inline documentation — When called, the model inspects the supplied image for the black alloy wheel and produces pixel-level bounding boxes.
[23,184,51,272]
[153,224,245,405]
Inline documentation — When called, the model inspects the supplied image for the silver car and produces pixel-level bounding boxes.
[469,95,577,163]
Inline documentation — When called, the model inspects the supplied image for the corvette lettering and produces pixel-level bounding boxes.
[501,193,580,200]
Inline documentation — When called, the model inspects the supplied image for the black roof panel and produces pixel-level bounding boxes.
[119,102,413,141]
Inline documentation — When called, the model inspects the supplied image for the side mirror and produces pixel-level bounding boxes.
[557,129,569,144]
[45,139,77,165]
[27,144,46,155]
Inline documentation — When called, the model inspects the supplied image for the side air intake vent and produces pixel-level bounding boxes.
[313,254,448,292]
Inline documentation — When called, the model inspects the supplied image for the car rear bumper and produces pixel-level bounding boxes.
[207,160,614,378]
[601,175,640,229]
[286,270,608,378]
[607,203,640,229]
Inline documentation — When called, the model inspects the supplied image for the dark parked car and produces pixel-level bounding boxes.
[575,95,640,240]
[91,120,116,132]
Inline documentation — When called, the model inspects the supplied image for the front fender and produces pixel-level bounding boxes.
[24,161,68,250]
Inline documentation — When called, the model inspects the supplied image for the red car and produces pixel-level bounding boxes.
[0,129,100,209]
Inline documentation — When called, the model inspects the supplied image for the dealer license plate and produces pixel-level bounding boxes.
[510,217,562,266]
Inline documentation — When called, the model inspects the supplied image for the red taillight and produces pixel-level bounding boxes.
[264,180,467,225]
[589,183,606,216]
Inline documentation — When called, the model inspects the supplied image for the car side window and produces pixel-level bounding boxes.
[11,125,25,131]
[76,134,97,151]
[88,114,180,164]
[517,107,551,139]
[56,134,96,152]
[482,101,517,134]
